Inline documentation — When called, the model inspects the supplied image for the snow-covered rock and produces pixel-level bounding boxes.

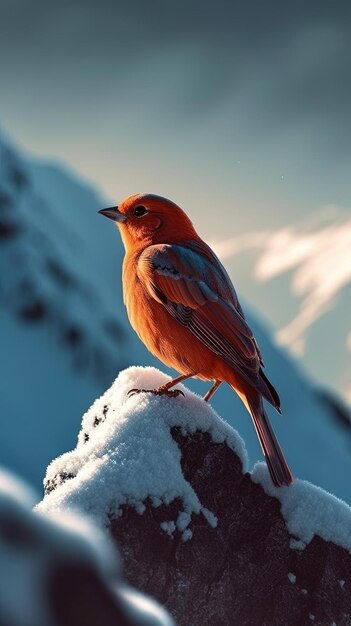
[37,367,247,530]
[38,367,351,626]
[0,468,174,626]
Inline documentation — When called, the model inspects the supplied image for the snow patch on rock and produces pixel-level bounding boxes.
[252,462,351,553]
[289,537,306,551]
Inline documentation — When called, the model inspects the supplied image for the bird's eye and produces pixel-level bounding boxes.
[133,205,148,217]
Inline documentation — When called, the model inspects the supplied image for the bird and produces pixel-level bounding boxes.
[99,193,293,487]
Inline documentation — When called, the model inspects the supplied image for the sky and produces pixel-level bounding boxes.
[1,1,351,225]
[1,0,350,399]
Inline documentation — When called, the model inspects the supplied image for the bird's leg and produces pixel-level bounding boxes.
[128,373,194,399]
[203,380,222,402]
[153,373,194,397]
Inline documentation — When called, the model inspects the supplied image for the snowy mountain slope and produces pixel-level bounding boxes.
[211,206,351,405]
[1,131,350,504]
[0,136,135,384]
[0,133,148,485]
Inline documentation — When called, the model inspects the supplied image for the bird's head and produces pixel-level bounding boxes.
[98,193,197,249]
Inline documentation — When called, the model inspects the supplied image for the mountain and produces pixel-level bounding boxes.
[0,130,350,504]
[0,132,146,486]
[210,206,351,406]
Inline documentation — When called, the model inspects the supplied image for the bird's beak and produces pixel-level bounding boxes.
[98,206,127,223]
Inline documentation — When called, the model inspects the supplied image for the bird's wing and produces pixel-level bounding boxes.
[137,242,262,389]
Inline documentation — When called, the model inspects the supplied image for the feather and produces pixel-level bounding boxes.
[137,243,279,403]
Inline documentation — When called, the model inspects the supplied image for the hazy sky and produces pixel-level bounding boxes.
[1,0,351,237]
[1,0,351,398]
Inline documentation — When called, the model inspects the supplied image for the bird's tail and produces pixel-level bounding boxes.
[246,394,293,487]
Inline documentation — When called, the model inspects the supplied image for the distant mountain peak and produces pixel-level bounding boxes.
[211,206,351,404]
[0,133,128,386]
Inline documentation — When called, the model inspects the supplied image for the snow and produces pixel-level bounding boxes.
[182,529,193,542]
[177,511,192,531]
[117,585,175,626]
[252,463,351,553]
[37,366,247,536]
[0,467,174,626]
[201,507,218,528]
[160,521,176,536]
[0,468,118,572]
[289,538,306,550]
[0,468,117,626]
[287,572,296,584]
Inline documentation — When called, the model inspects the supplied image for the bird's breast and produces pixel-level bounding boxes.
[123,272,175,363]
[122,253,199,374]
[121,250,237,382]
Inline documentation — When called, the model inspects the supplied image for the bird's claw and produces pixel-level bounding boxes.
[128,388,147,397]
[127,388,184,398]
[159,389,185,398]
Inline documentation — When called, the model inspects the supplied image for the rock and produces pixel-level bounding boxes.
[110,429,351,626]
[38,367,351,626]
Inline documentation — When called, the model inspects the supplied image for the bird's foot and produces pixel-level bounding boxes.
[157,387,185,398]
[128,387,184,398]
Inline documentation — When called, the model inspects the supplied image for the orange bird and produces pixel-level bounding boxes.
[99,193,293,487]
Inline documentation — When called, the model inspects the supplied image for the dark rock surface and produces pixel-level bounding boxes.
[109,429,351,626]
